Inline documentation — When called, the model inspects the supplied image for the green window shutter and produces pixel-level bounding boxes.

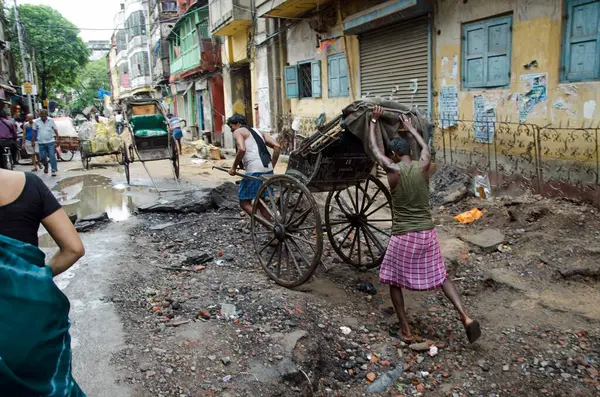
[463,15,512,88]
[485,16,512,87]
[462,21,486,88]
[563,0,600,81]
[339,55,349,97]
[285,66,299,99]
[328,55,339,97]
[311,60,322,98]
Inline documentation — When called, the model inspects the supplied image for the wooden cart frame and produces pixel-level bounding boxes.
[229,113,395,288]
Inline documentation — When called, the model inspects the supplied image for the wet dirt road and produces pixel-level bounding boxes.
[19,157,169,396]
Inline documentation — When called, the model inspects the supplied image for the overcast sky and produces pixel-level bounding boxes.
[17,0,123,42]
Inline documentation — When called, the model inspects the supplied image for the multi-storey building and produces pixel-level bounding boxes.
[148,0,178,95]
[166,0,224,143]
[0,0,17,110]
[124,0,152,95]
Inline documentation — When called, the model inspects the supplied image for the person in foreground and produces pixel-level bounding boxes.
[368,105,481,344]
[227,113,280,216]
[0,168,86,395]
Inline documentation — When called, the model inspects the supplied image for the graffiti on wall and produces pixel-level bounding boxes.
[518,73,547,123]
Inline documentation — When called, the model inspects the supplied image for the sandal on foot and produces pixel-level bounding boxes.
[388,326,415,344]
[465,320,482,344]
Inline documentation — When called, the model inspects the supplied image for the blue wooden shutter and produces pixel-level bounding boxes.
[285,65,299,99]
[311,60,322,98]
[328,55,339,97]
[485,16,512,87]
[563,0,600,81]
[462,21,486,88]
[339,55,349,96]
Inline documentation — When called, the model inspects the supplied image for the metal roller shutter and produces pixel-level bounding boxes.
[359,17,430,112]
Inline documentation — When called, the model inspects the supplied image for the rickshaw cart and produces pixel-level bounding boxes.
[123,99,180,189]
[240,100,431,288]
[79,139,124,170]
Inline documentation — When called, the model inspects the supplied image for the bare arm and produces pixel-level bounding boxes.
[263,133,281,167]
[400,114,430,172]
[368,106,399,173]
[229,129,246,175]
[41,210,85,277]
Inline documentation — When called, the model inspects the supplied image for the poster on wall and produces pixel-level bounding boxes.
[473,95,496,144]
[519,73,548,123]
[439,85,458,128]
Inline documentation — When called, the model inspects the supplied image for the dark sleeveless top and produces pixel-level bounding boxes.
[391,163,434,235]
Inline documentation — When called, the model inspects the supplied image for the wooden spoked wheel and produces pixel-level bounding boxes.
[251,175,323,288]
[325,175,392,269]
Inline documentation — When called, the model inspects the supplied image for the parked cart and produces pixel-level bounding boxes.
[122,99,180,190]
[220,100,430,288]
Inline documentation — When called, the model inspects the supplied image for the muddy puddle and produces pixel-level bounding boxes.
[39,174,153,248]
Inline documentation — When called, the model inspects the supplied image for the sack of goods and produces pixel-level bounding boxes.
[89,122,122,154]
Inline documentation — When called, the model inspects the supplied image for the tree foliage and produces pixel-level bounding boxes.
[69,59,110,115]
[9,5,90,96]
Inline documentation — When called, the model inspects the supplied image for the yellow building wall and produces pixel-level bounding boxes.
[434,0,600,175]
[283,0,364,121]
[434,0,600,126]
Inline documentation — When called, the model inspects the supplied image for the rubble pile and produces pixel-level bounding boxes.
[107,182,600,396]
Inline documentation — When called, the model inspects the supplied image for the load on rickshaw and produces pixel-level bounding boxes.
[228,98,432,288]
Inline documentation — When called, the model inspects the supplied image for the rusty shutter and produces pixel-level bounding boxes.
[359,16,430,113]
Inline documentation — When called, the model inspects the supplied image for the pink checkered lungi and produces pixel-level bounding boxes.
[379,229,448,291]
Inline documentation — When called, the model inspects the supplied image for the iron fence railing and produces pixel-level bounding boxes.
[435,119,600,197]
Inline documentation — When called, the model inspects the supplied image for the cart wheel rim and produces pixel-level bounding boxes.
[325,175,392,269]
[251,175,322,288]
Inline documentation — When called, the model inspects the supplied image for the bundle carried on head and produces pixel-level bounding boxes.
[342,98,433,161]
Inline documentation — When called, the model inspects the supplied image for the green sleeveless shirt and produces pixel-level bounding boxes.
[391,163,434,235]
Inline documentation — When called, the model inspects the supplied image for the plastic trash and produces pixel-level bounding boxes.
[340,326,352,335]
[473,174,492,199]
[220,303,238,319]
[454,208,484,224]
[357,280,378,295]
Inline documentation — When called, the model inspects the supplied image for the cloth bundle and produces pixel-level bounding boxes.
[342,98,433,161]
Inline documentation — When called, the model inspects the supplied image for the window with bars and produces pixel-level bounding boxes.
[285,60,321,99]
[126,11,146,38]
[162,0,177,12]
[130,52,150,79]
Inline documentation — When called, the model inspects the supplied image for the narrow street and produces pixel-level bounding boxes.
[17,152,600,397]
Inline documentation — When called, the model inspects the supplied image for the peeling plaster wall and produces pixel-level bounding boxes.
[285,18,360,120]
[434,0,600,126]
[434,0,600,170]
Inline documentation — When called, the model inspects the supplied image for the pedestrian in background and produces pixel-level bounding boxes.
[0,109,19,167]
[167,113,183,154]
[34,109,59,176]
[0,168,86,396]
[368,105,481,344]
[22,114,40,172]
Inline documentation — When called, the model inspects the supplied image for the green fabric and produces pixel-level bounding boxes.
[134,128,169,137]
[0,234,85,397]
[391,163,434,235]
[129,115,168,137]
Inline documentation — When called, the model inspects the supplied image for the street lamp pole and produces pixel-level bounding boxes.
[13,0,34,114]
